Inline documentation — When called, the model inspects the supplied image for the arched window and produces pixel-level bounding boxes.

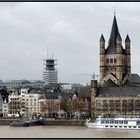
[110,59,113,63]
[114,58,117,63]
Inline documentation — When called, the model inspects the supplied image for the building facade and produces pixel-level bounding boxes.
[2,80,45,89]
[8,90,21,116]
[38,98,61,117]
[20,89,43,117]
[43,59,58,84]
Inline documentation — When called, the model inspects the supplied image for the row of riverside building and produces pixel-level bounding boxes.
[0,84,91,119]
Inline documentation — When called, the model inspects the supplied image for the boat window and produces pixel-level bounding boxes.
[101,121,104,124]
[124,126,127,128]
[137,121,140,125]
[119,126,122,128]
[115,126,117,128]
[138,126,140,128]
[133,126,136,128]
[119,121,123,124]
[129,126,131,128]
[124,121,127,124]
[105,126,108,127]
[110,126,113,127]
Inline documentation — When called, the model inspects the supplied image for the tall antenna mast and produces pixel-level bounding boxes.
[52,52,54,59]
[47,48,49,59]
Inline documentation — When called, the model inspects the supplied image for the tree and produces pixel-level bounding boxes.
[67,98,72,118]
[60,99,68,112]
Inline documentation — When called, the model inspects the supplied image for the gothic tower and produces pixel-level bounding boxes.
[99,15,131,86]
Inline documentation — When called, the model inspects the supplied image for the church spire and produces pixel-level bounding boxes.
[106,15,122,54]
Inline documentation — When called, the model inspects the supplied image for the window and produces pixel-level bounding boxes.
[111,121,114,124]
[119,126,122,128]
[105,126,108,127]
[110,59,113,63]
[114,58,117,63]
[106,59,109,63]
[129,126,131,128]
[124,126,127,128]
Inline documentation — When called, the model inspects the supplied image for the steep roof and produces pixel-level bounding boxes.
[97,86,140,97]
[97,74,140,97]
[101,79,119,87]
[44,91,71,99]
[105,15,124,54]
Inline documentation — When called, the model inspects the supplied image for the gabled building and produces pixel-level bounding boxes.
[20,88,43,117]
[8,89,21,116]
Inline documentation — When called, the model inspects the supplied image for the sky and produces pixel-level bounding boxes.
[0,2,140,85]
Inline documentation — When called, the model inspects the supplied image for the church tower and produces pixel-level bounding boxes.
[99,15,131,86]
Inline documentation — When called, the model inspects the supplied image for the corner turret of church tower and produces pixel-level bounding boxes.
[99,34,106,81]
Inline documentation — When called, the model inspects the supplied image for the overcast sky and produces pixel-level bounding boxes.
[0,2,140,85]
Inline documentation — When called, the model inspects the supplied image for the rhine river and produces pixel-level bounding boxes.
[0,126,139,138]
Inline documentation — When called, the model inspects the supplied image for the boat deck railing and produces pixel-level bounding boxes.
[97,114,140,119]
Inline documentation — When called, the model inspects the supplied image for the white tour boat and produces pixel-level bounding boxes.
[85,114,140,129]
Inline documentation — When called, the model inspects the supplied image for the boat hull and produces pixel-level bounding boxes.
[85,123,140,130]
[10,121,29,127]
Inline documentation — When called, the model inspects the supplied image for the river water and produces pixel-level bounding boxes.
[0,125,139,138]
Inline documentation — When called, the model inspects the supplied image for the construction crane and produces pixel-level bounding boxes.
[78,72,99,80]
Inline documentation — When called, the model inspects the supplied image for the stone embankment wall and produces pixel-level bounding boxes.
[0,119,19,125]
[0,119,86,126]
[42,119,86,126]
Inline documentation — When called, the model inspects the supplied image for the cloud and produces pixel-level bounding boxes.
[0,2,139,85]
